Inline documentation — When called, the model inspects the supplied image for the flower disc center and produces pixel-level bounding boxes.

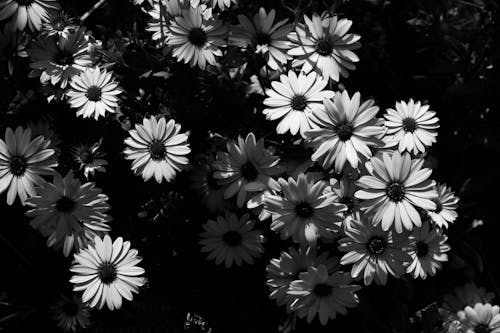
[62,301,79,316]
[98,262,117,284]
[149,140,166,161]
[313,283,332,297]
[240,161,258,181]
[336,123,354,141]
[367,236,386,255]
[255,32,271,46]
[386,182,405,202]
[290,95,307,111]
[415,241,429,258]
[56,196,77,213]
[9,156,27,176]
[86,86,102,102]
[295,202,314,218]
[222,230,242,247]
[316,39,334,56]
[188,27,208,47]
[54,50,75,66]
[402,117,418,133]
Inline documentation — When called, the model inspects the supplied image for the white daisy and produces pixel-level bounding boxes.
[199,212,263,268]
[0,0,59,31]
[383,99,439,155]
[25,171,111,256]
[428,183,459,228]
[406,222,450,279]
[71,139,108,179]
[166,6,227,69]
[51,295,91,332]
[70,235,146,310]
[458,303,500,333]
[355,151,438,233]
[124,116,191,183]
[0,126,56,205]
[229,7,292,71]
[66,67,122,120]
[264,173,345,244]
[305,90,384,172]
[288,264,361,325]
[288,12,361,81]
[338,217,411,285]
[263,70,334,137]
[213,132,281,208]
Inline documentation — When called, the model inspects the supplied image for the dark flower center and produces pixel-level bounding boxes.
[402,117,418,133]
[415,241,429,258]
[86,86,102,102]
[240,161,258,181]
[255,32,271,46]
[62,301,79,316]
[55,196,77,213]
[14,0,34,5]
[474,324,491,333]
[386,182,405,202]
[98,262,117,284]
[313,283,332,297]
[80,150,94,164]
[9,156,27,176]
[339,197,354,215]
[188,28,207,47]
[336,123,354,141]
[290,95,308,111]
[433,200,443,214]
[316,38,334,56]
[222,230,242,247]
[54,50,74,66]
[206,170,220,190]
[295,202,314,218]
[367,236,386,255]
[149,140,166,161]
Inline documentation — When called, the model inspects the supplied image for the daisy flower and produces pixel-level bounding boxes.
[458,303,500,333]
[305,90,384,172]
[124,116,191,183]
[383,99,439,155]
[0,0,59,31]
[51,295,91,332]
[406,222,450,279]
[443,283,496,313]
[264,173,346,244]
[229,8,292,71]
[211,0,236,10]
[266,246,339,307]
[188,156,227,213]
[427,183,459,228]
[355,151,438,233]
[288,264,361,325]
[213,132,281,208]
[338,217,411,285]
[70,235,146,310]
[66,67,122,120]
[25,171,112,256]
[263,70,334,137]
[28,27,92,88]
[166,6,227,69]
[199,212,263,268]
[0,126,56,205]
[288,12,361,82]
[41,11,77,38]
[71,139,108,179]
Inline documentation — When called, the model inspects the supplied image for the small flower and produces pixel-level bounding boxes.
[41,11,77,38]
[325,176,360,228]
[124,116,191,183]
[383,99,439,155]
[288,12,361,81]
[25,171,112,256]
[70,235,146,310]
[66,67,122,120]
[199,212,263,268]
[338,217,411,285]
[263,70,334,137]
[51,295,91,332]
[288,264,361,325]
[442,283,495,314]
[166,6,227,69]
[428,183,459,228]
[355,151,438,233]
[230,8,292,70]
[71,139,108,179]
[0,0,60,31]
[305,90,384,172]
[406,222,450,279]
[264,173,345,244]
[458,303,500,333]
[0,126,56,205]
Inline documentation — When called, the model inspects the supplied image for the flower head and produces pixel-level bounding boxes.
[71,139,108,179]
[51,295,91,332]
[458,303,500,333]
[0,0,60,31]
[188,156,227,213]
[41,11,77,38]
[428,183,459,228]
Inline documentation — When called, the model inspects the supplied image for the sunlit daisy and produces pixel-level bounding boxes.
[263,70,334,137]
[41,11,77,38]
[458,303,500,333]
[355,151,438,233]
[305,90,384,172]
[0,0,59,31]
[213,132,281,208]
[28,27,92,88]
[71,139,108,179]
[266,246,339,307]
[443,283,495,313]
[188,156,227,213]
[406,222,450,279]
[26,171,112,256]
[211,0,236,10]
[199,212,263,268]
[288,264,361,325]
[338,217,411,285]
[0,126,56,205]
[383,99,439,155]
[51,295,91,332]
[166,6,227,69]
[230,7,292,70]
[264,173,345,244]
[124,116,191,183]
[288,12,361,81]
[70,235,146,310]
[427,183,459,229]
[66,67,122,120]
